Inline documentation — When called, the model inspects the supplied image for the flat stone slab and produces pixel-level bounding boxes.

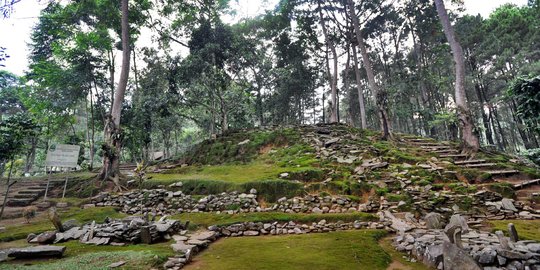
[171,243,197,253]
[190,231,217,241]
[8,246,66,259]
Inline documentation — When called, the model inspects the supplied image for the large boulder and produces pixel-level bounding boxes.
[8,246,66,259]
[424,212,443,229]
[444,214,469,234]
[442,242,481,270]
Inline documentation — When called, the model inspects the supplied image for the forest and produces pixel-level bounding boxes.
[1,0,539,179]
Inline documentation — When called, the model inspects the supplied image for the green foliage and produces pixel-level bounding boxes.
[487,182,516,198]
[0,113,39,164]
[509,77,540,132]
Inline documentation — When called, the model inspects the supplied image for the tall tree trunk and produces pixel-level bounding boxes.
[434,0,479,152]
[352,46,367,129]
[318,1,338,123]
[100,0,130,183]
[0,159,14,220]
[348,0,391,139]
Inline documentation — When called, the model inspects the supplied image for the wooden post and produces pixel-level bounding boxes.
[44,166,51,200]
[62,168,69,199]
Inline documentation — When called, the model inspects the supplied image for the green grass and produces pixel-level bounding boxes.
[149,159,315,184]
[0,250,164,270]
[171,212,377,230]
[0,207,124,242]
[184,230,391,270]
[489,220,540,241]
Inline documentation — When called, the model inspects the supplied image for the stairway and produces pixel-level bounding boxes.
[403,135,538,207]
[0,178,65,207]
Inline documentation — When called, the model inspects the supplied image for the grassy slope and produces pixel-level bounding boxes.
[148,160,311,184]
[489,220,540,241]
[184,230,391,270]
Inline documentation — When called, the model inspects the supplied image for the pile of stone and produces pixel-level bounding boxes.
[209,219,390,237]
[91,189,259,215]
[27,216,186,246]
[394,214,540,269]
[271,195,360,214]
[165,231,220,269]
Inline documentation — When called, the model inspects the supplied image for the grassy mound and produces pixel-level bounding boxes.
[184,230,390,270]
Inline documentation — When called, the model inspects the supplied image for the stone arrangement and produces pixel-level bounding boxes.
[91,189,376,216]
[91,189,259,215]
[27,216,186,246]
[209,219,389,237]
[271,195,361,213]
[394,214,540,270]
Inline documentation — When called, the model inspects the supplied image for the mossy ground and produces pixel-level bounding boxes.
[184,230,391,270]
[0,250,166,270]
[488,220,540,241]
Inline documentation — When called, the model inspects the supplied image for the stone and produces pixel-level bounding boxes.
[501,198,518,212]
[0,251,7,262]
[26,233,36,243]
[48,207,64,232]
[527,243,540,253]
[423,244,443,268]
[140,226,152,244]
[444,214,469,234]
[495,230,511,250]
[62,219,79,231]
[442,242,481,270]
[171,243,197,253]
[477,248,496,265]
[56,202,68,208]
[424,212,443,229]
[508,223,519,242]
[8,246,66,259]
[249,188,257,194]
[82,204,96,209]
[243,230,259,236]
[107,261,126,268]
[35,231,57,244]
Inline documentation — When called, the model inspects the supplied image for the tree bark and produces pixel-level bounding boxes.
[352,46,367,129]
[100,0,130,182]
[434,0,479,152]
[0,160,14,220]
[348,0,391,139]
[318,0,338,123]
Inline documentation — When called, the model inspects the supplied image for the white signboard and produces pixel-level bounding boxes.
[46,144,80,168]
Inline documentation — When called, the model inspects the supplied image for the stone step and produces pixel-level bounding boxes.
[453,159,487,165]
[414,142,448,146]
[513,179,540,189]
[408,138,435,142]
[18,189,45,195]
[7,198,35,207]
[463,163,497,168]
[421,145,453,150]
[13,193,39,199]
[434,149,459,154]
[439,154,469,159]
[483,170,520,176]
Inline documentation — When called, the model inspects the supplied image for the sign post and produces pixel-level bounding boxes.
[44,144,80,200]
